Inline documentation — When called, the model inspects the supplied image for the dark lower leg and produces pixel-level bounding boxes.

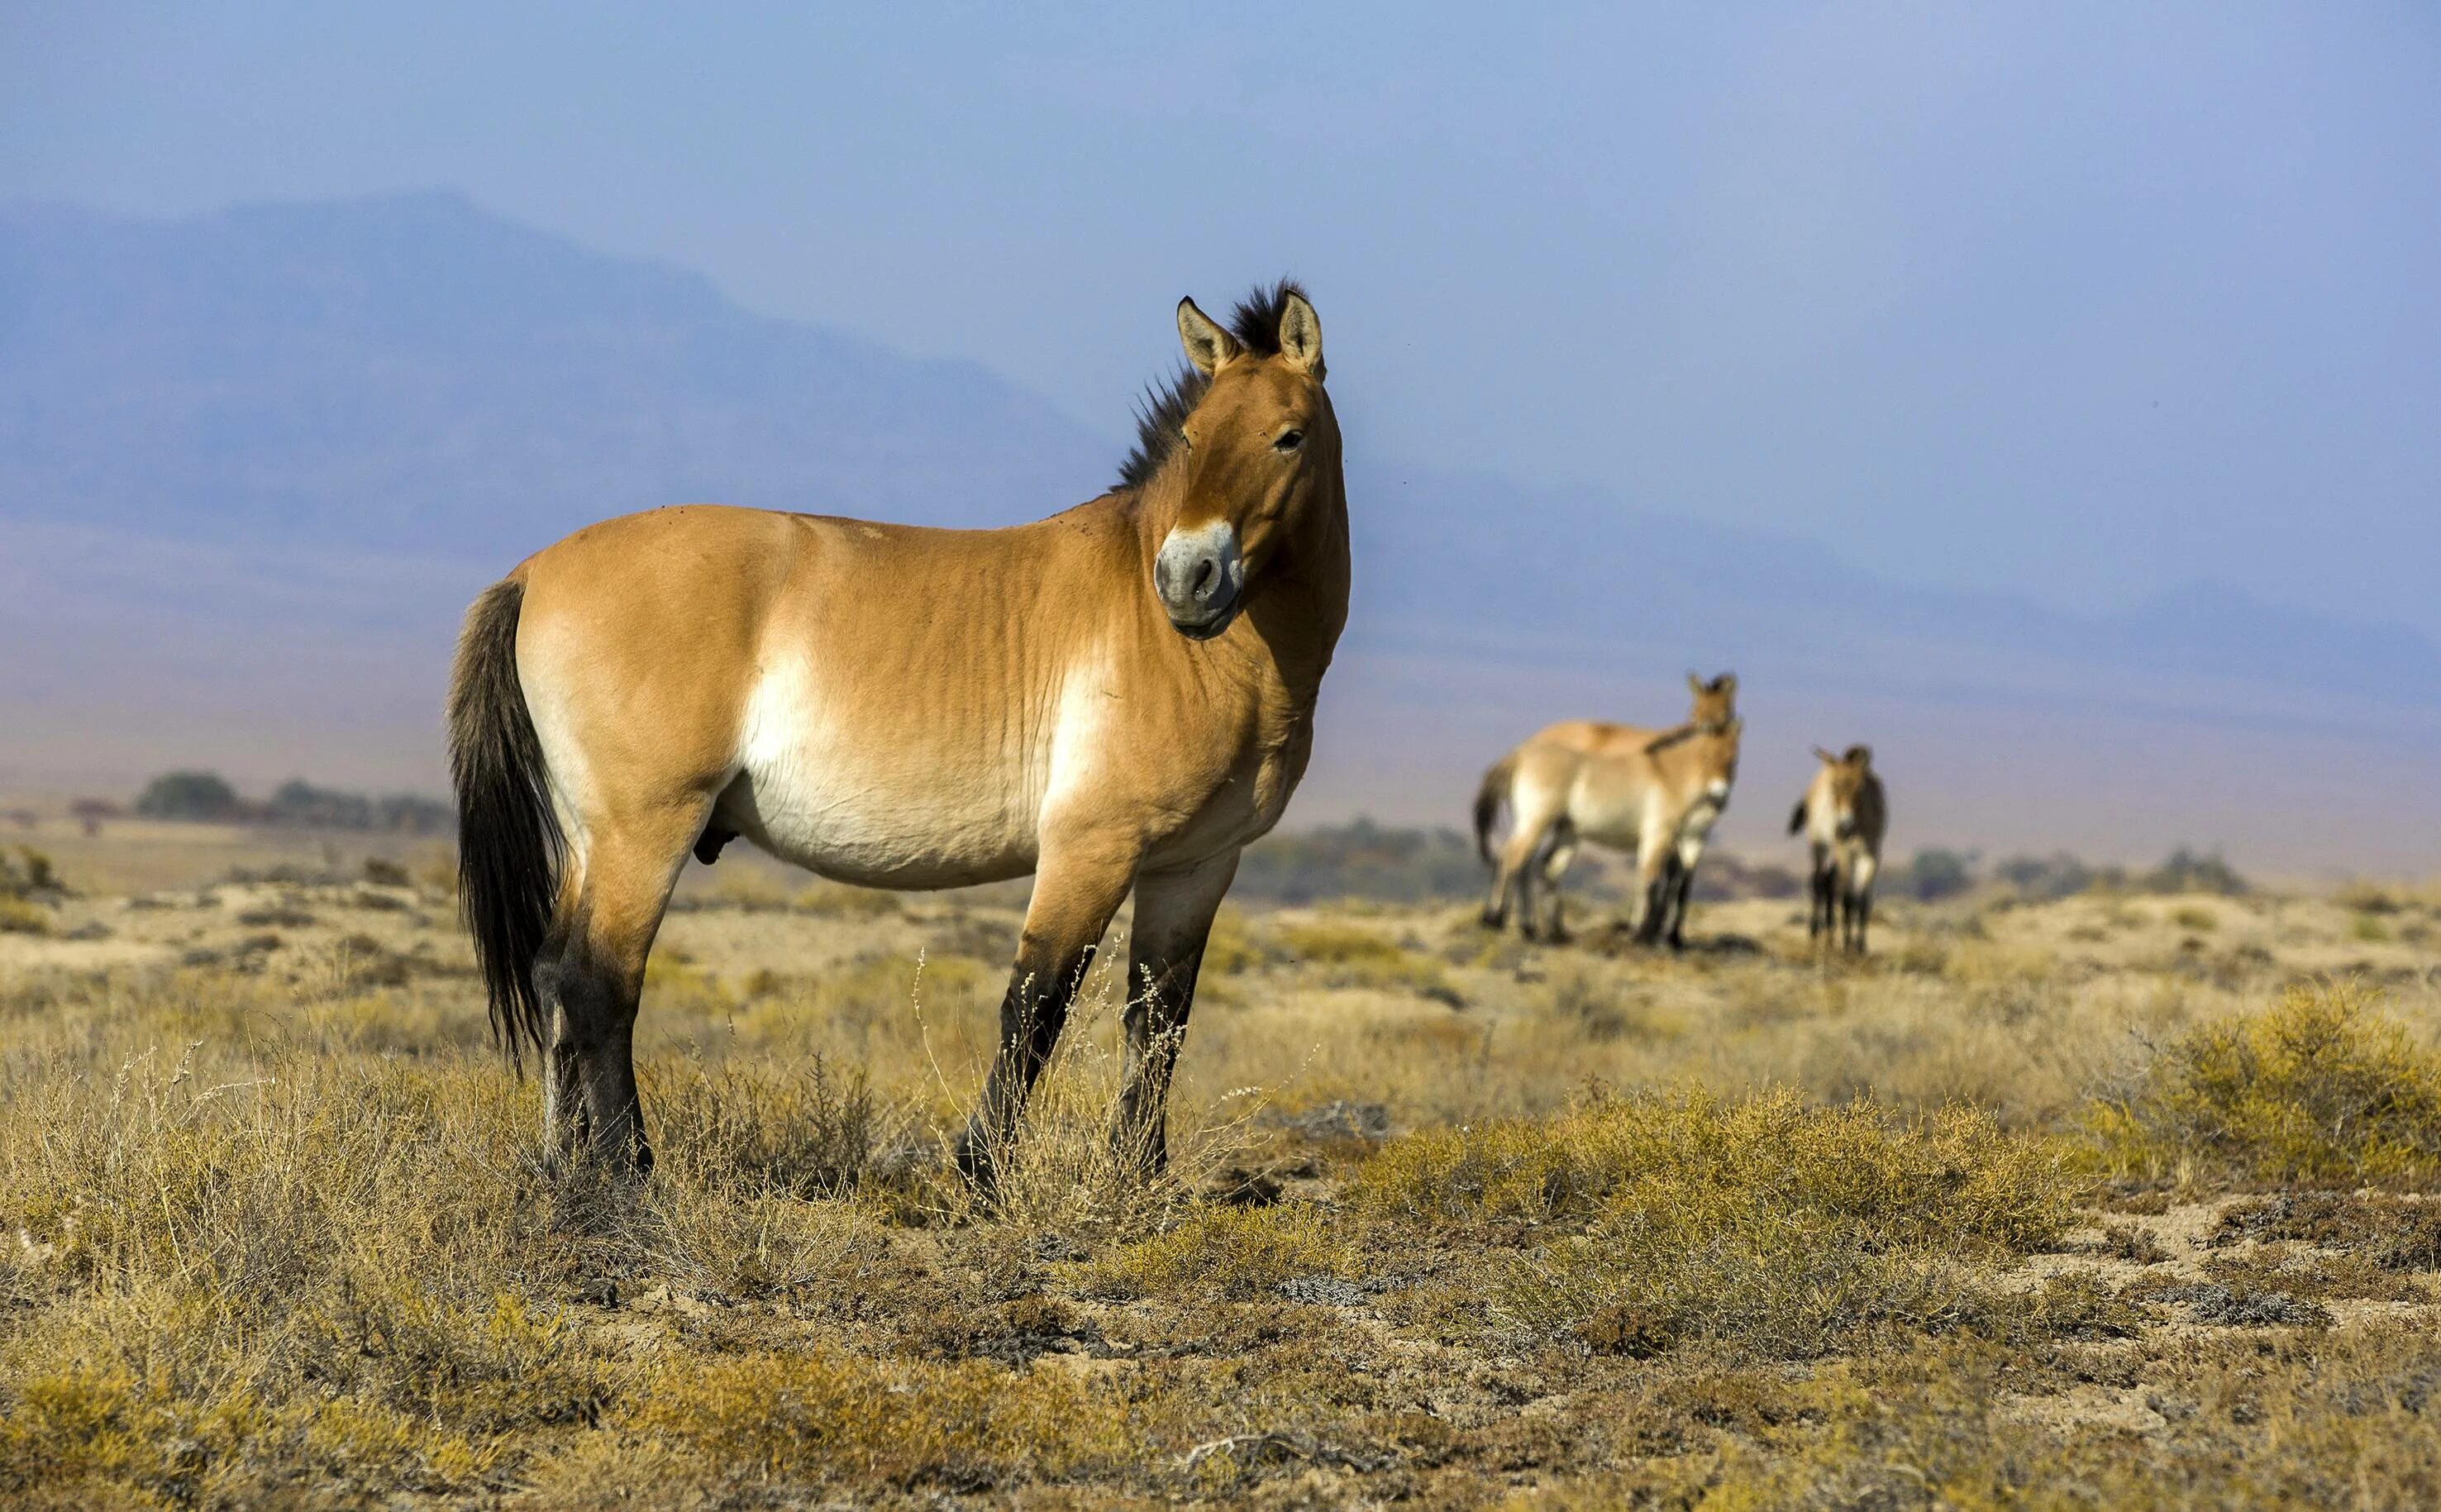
[1114,951,1198,1175]
[541,952,651,1174]
[956,947,1095,1190]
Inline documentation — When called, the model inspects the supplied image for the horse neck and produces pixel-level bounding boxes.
[1255,465,1352,694]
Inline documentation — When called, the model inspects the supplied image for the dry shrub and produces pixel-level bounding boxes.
[1352,1086,2074,1359]
[2082,981,2441,1188]
[1352,1085,2072,1246]
[0,1040,622,1504]
[1274,920,1452,997]
[1084,1202,1359,1300]
[615,1347,1179,1495]
[646,1054,894,1200]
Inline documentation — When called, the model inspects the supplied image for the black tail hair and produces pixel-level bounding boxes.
[1787,799,1808,837]
[1473,754,1517,866]
[446,579,562,1071]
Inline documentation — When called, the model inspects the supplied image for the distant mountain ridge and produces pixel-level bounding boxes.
[0,193,1108,556]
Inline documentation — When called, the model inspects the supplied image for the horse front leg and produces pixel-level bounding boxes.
[955,834,1136,1196]
[1113,851,1239,1178]
[1809,844,1833,942]
[1630,834,1672,947]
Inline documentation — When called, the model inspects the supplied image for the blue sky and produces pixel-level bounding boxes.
[7,2,2437,635]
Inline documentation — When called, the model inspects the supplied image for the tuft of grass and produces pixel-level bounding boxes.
[1275,920,1452,998]
[0,897,50,935]
[1352,1085,2072,1245]
[613,1347,1177,1496]
[2171,904,2220,932]
[2335,880,2405,915]
[2082,982,2441,1188]
[1083,1202,1359,1300]
[648,1055,894,1200]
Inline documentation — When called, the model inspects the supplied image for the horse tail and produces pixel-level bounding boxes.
[446,577,563,1071]
[1787,799,1808,837]
[1474,752,1518,866]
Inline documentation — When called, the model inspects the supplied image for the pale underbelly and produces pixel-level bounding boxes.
[1567,791,1647,850]
[716,751,1042,890]
[715,665,1049,889]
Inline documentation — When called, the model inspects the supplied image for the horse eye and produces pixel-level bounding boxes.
[1274,429,1304,451]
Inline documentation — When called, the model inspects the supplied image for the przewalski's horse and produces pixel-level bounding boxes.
[1790,745,1886,954]
[447,282,1346,1191]
[1471,670,1735,902]
[1476,718,1743,947]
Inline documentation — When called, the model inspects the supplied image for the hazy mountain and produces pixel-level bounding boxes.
[0,194,1108,556]
[4,195,2434,869]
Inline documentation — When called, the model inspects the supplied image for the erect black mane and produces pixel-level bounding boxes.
[1113,279,1313,493]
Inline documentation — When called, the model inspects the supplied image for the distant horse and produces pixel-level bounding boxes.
[1476,718,1743,946]
[1790,745,1886,954]
[448,283,1346,1191]
[1473,673,1737,945]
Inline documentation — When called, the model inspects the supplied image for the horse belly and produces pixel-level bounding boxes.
[721,668,1044,890]
[1567,785,1643,851]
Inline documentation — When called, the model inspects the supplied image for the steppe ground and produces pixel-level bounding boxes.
[5,814,2441,1509]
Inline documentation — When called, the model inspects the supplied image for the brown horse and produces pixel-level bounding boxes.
[1473,673,1738,944]
[1790,745,1887,954]
[447,283,1345,1190]
[1476,718,1743,946]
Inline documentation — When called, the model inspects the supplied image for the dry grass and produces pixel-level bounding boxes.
[2,848,2439,1506]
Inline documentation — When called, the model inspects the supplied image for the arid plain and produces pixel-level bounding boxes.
[4,814,2440,1508]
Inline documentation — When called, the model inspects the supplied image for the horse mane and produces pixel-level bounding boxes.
[1113,279,1313,492]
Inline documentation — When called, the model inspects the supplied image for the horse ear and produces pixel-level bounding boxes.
[1813,746,1838,765]
[1177,298,1241,376]
[1714,672,1738,697]
[1687,671,1704,696]
[1850,745,1873,768]
[1276,290,1323,376]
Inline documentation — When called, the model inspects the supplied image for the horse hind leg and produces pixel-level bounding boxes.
[535,807,701,1175]
[1494,823,1550,942]
[1537,832,1580,944]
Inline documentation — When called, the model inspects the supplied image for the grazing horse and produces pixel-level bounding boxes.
[1790,745,1886,954]
[1476,718,1743,946]
[447,282,1346,1191]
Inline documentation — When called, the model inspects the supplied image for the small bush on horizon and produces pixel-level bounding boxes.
[1235,818,1485,905]
[1896,848,1978,903]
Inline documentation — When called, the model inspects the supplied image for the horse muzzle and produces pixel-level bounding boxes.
[1154,521,1242,640]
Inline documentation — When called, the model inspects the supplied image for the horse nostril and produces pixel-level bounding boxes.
[1190,557,1216,600]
